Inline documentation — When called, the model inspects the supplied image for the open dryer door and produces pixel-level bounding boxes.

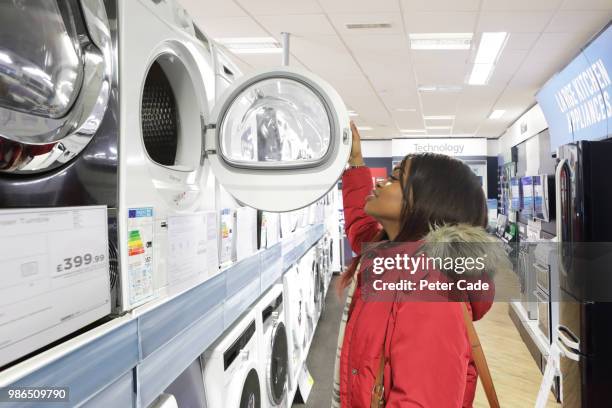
[206,66,350,212]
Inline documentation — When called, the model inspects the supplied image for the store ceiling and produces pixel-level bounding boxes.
[180,0,611,139]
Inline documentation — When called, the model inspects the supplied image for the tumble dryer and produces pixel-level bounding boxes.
[256,284,289,408]
[0,0,116,367]
[282,266,306,392]
[117,0,217,310]
[202,309,264,408]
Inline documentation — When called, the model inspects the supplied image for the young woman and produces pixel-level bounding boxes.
[331,123,507,408]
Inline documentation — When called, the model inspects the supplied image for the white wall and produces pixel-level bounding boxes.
[498,104,548,163]
[360,139,392,158]
[487,139,500,156]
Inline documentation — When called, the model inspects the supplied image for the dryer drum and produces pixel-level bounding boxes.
[141,61,178,166]
[267,321,288,405]
[241,368,261,408]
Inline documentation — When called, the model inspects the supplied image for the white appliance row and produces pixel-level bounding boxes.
[194,242,332,408]
[0,0,349,369]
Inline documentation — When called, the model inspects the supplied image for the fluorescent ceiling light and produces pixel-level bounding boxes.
[424,115,455,120]
[467,63,494,85]
[426,125,452,130]
[409,33,473,50]
[216,37,282,54]
[489,109,506,119]
[394,108,417,112]
[357,126,373,131]
[418,85,463,93]
[475,32,508,64]
[467,32,507,85]
[400,129,426,133]
[346,23,392,30]
[348,110,359,117]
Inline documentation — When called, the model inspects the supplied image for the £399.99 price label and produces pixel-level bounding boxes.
[56,253,106,273]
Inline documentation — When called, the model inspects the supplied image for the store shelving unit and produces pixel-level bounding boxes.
[0,224,326,408]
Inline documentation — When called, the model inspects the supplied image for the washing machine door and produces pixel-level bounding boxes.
[206,66,350,212]
[0,0,111,173]
[267,321,288,405]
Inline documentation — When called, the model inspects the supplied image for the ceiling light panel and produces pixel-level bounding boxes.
[475,32,508,64]
[346,23,392,30]
[467,63,494,85]
[215,37,282,54]
[426,125,453,130]
[418,85,463,93]
[400,129,426,133]
[424,115,455,120]
[409,33,473,50]
[489,109,506,119]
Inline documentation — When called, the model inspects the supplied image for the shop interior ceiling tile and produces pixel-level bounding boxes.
[503,33,541,51]
[193,16,268,38]
[481,0,564,11]
[378,87,420,111]
[317,0,400,14]
[179,0,246,18]
[487,50,530,86]
[183,0,612,139]
[403,11,478,33]
[288,35,362,78]
[477,11,554,32]
[401,0,481,12]
[257,14,336,37]
[391,110,425,130]
[419,92,460,116]
[234,0,323,16]
[545,10,612,33]
[561,0,612,10]
[327,13,405,36]
[412,51,471,84]
[509,32,587,87]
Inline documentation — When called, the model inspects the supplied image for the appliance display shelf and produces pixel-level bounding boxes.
[0,224,326,408]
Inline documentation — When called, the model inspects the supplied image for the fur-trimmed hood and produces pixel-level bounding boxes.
[417,223,512,279]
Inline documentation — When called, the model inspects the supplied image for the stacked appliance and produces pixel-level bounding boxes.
[202,309,264,408]
[0,0,117,368]
[517,224,538,320]
[556,140,612,407]
[282,266,306,393]
[256,284,289,408]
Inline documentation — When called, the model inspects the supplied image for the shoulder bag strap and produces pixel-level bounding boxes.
[461,302,500,408]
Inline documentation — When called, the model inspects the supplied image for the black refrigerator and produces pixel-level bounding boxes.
[556,140,612,407]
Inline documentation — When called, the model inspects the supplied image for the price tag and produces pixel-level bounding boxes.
[297,363,314,402]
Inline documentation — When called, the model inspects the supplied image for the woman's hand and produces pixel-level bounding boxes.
[349,121,365,166]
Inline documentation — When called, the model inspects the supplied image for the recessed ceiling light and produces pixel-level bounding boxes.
[467,63,494,85]
[348,110,359,117]
[424,115,455,120]
[467,32,508,85]
[394,108,417,112]
[215,37,282,54]
[409,33,473,50]
[475,32,508,64]
[346,23,392,30]
[400,129,426,133]
[418,85,463,93]
[488,109,506,119]
[357,126,373,131]
[425,125,452,130]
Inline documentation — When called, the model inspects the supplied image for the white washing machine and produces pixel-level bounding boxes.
[282,266,306,392]
[211,43,242,101]
[256,284,289,407]
[202,309,264,408]
[298,249,317,342]
[117,0,217,310]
